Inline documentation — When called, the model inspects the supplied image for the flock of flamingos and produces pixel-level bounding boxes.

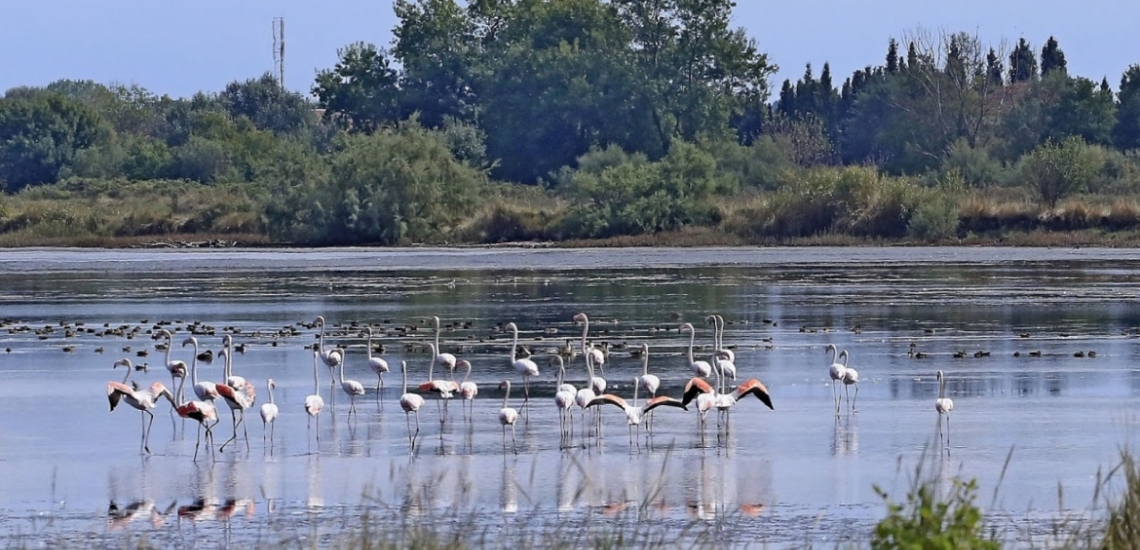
[106,312,957,459]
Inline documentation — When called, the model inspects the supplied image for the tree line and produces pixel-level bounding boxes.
[2,0,1140,245]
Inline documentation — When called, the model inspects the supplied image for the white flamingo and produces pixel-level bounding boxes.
[636,343,662,432]
[712,315,736,383]
[338,357,366,416]
[842,352,859,411]
[365,327,389,394]
[156,329,188,402]
[936,370,954,446]
[498,379,520,454]
[400,360,426,451]
[681,323,713,378]
[587,377,688,446]
[304,350,325,448]
[215,346,255,454]
[314,316,343,374]
[554,359,576,439]
[826,344,847,415]
[182,337,218,402]
[505,322,539,420]
[260,379,279,447]
[458,359,478,421]
[107,359,175,454]
[419,342,460,424]
[574,353,598,438]
[431,316,458,378]
[570,312,606,383]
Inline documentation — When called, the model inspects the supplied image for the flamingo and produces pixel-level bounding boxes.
[842,353,859,411]
[219,335,245,390]
[304,350,325,448]
[826,344,847,415]
[365,327,389,395]
[399,360,425,451]
[935,370,954,446]
[214,349,255,451]
[173,377,218,461]
[107,359,175,454]
[681,323,713,378]
[554,359,576,439]
[712,315,736,383]
[681,376,718,427]
[636,343,662,432]
[182,337,218,402]
[419,343,460,424]
[260,379,279,447]
[574,352,598,438]
[587,378,688,446]
[431,316,458,378]
[498,379,520,454]
[505,322,539,419]
[458,360,478,421]
[573,313,607,391]
[156,329,188,401]
[338,357,366,416]
[314,315,343,374]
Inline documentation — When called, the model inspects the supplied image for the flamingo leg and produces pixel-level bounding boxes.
[143,409,155,454]
[262,420,268,447]
[511,424,518,455]
[220,409,238,452]
[946,415,951,447]
[406,412,414,451]
[853,385,859,412]
[522,376,530,424]
[414,411,421,450]
[845,385,851,411]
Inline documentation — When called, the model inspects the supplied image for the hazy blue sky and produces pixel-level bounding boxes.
[4,0,1138,99]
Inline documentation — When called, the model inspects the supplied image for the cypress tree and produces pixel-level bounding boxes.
[1101,77,1111,94]
[906,42,919,70]
[886,39,899,73]
[778,79,796,118]
[1009,38,1038,83]
[1040,36,1068,76]
[986,48,1004,86]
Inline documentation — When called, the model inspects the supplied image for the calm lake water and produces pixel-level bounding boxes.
[3,246,1140,548]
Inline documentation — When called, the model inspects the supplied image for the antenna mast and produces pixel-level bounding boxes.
[272,17,285,88]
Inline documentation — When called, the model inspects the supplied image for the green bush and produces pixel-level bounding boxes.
[942,139,1008,187]
[908,194,961,241]
[872,477,999,550]
[1020,136,1103,207]
[740,166,923,238]
[558,142,727,239]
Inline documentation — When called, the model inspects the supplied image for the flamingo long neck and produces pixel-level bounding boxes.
[164,333,173,367]
[312,355,320,394]
[632,377,640,408]
[557,364,565,388]
[829,345,838,365]
[585,349,595,380]
[938,374,945,399]
[841,351,849,367]
[510,327,519,363]
[579,316,589,355]
[502,382,511,408]
[366,330,373,361]
[268,382,276,405]
[434,317,442,359]
[318,321,327,352]
[119,363,132,384]
[427,343,436,381]
[175,376,187,406]
[401,362,409,394]
[339,358,346,385]
[189,340,199,385]
[687,328,696,364]
[463,362,472,384]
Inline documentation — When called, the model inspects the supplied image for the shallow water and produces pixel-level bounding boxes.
[2,246,1139,548]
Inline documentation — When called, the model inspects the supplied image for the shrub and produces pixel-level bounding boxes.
[942,139,1008,187]
[872,476,999,550]
[1019,136,1103,207]
[908,194,960,241]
